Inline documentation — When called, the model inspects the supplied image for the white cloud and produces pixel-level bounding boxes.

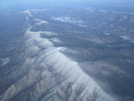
[2,57,10,66]
[120,35,130,40]
[22,10,31,15]
[34,19,41,22]
[30,9,47,13]
[37,20,49,25]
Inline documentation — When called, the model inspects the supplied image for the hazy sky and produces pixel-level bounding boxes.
[1,0,134,6]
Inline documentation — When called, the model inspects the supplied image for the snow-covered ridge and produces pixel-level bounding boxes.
[1,10,117,101]
[1,26,117,101]
[52,16,87,27]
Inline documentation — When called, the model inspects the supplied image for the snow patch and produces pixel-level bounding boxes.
[49,38,62,44]
[34,19,49,25]
[52,16,87,27]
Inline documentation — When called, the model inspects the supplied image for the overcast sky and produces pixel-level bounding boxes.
[1,0,134,6]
